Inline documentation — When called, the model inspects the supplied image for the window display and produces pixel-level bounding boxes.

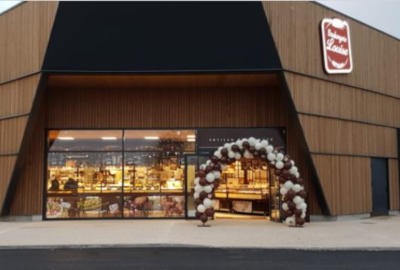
[45,129,195,219]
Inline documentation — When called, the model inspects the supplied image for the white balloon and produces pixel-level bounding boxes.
[294,172,300,178]
[194,177,200,186]
[214,151,222,159]
[290,160,295,166]
[203,198,214,208]
[282,202,289,211]
[293,184,303,193]
[285,216,296,226]
[236,139,243,148]
[276,153,284,161]
[297,202,307,210]
[206,160,212,166]
[248,137,257,146]
[267,153,276,161]
[275,161,284,169]
[204,185,213,193]
[224,143,230,149]
[284,180,294,190]
[243,151,253,159]
[228,151,235,159]
[266,145,274,153]
[293,196,303,205]
[280,186,288,195]
[261,139,269,148]
[235,153,242,160]
[301,212,306,219]
[194,185,203,193]
[200,164,206,170]
[197,204,206,213]
[289,166,298,175]
[194,192,200,199]
[206,173,215,183]
[213,171,221,179]
[255,142,263,150]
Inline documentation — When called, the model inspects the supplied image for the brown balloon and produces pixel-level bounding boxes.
[198,170,206,177]
[213,164,222,171]
[200,214,208,224]
[258,147,266,155]
[285,190,296,200]
[298,190,307,199]
[296,217,305,226]
[194,198,202,205]
[199,178,208,186]
[205,208,214,217]
[221,148,228,157]
[287,201,296,210]
[284,161,292,170]
[242,141,250,149]
[253,151,259,157]
[205,165,214,173]
[248,146,256,153]
[294,209,303,217]
[195,211,202,218]
[211,156,219,164]
[285,209,293,217]
[231,144,240,152]
[199,191,208,200]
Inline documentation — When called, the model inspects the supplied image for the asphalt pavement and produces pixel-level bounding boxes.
[1,247,400,270]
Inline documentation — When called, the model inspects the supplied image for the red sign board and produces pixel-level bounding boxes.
[321,18,353,74]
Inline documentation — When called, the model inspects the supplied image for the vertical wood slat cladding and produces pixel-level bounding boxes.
[0,2,58,83]
[47,86,287,128]
[284,73,400,128]
[389,159,399,210]
[9,79,320,216]
[9,107,45,215]
[263,2,400,98]
[0,117,28,154]
[0,156,17,213]
[312,154,372,215]
[0,75,40,117]
[299,114,397,158]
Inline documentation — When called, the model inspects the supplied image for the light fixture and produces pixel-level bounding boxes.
[144,136,160,140]
[186,134,195,139]
[101,136,117,140]
[58,137,75,141]
[187,138,196,142]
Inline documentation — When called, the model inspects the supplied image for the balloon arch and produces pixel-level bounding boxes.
[193,137,307,227]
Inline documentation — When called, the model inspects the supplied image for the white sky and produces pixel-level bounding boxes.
[0,0,399,39]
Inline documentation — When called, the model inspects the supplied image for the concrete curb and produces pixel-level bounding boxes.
[1,244,400,251]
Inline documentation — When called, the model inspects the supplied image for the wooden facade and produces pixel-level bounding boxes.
[264,2,400,215]
[8,73,321,215]
[0,1,58,214]
[0,2,399,218]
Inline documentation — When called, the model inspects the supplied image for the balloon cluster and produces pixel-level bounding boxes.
[193,137,307,227]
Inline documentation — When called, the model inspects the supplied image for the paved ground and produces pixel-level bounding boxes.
[0,216,399,249]
[1,248,400,270]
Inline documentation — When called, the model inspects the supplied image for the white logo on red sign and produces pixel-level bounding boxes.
[321,18,353,74]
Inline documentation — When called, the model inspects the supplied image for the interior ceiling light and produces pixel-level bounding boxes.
[144,136,160,140]
[101,136,117,140]
[58,137,75,141]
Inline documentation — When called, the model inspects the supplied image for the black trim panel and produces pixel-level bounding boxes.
[43,2,281,73]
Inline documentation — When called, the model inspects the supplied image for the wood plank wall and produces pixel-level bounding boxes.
[9,75,322,215]
[0,2,58,215]
[263,2,400,215]
[0,75,40,212]
[0,2,58,84]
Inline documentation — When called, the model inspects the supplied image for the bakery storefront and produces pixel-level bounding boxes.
[45,128,284,220]
[1,2,399,224]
